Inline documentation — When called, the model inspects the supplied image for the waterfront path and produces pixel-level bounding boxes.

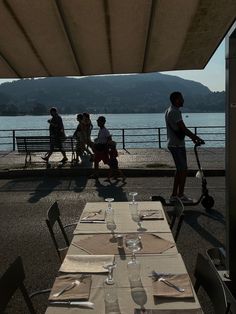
[0,147,225,177]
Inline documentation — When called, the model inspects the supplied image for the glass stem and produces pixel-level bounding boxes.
[108,269,112,281]
[132,252,136,262]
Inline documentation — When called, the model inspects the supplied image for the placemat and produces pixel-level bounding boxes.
[140,209,164,220]
[152,274,194,299]
[80,209,105,222]
[59,255,114,273]
[72,233,175,255]
[49,274,92,301]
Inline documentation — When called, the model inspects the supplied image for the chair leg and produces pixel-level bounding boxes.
[170,216,176,230]
[20,284,36,314]
[194,279,201,293]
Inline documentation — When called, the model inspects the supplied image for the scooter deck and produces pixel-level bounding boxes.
[165,199,198,206]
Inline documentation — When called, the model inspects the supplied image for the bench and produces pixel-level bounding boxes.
[16,136,77,166]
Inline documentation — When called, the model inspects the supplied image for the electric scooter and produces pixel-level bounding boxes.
[151,140,215,210]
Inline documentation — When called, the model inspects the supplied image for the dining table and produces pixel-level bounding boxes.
[45,201,203,314]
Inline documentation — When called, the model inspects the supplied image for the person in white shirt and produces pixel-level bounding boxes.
[165,92,203,203]
[90,116,110,178]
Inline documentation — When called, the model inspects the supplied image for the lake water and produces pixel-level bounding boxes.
[0,112,225,150]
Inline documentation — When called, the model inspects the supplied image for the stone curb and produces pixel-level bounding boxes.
[0,168,225,179]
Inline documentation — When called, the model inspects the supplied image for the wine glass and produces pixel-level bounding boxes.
[129,192,138,203]
[129,192,144,231]
[125,234,142,282]
[105,198,114,210]
[105,198,116,240]
[103,262,117,285]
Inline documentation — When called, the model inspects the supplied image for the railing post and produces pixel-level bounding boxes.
[122,129,125,149]
[158,128,161,148]
[13,130,16,151]
[194,127,197,135]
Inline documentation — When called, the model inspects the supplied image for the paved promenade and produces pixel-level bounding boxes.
[0,147,225,176]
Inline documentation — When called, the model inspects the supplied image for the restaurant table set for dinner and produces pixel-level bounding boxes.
[45,193,203,314]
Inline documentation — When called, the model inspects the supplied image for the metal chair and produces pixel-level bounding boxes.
[46,201,76,262]
[0,256,50,314]
[206,247,236,313]
[167,197,185,241]
[194,253,231,314]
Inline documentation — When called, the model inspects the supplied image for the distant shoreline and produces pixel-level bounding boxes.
[0,111,225,117]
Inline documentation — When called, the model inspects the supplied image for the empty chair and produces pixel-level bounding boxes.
[167,197,185,241]
[0,256,49,314]
[194,253,231,314]
[46,201,75,262]
[207,247,236,313]
[206,247,226,270]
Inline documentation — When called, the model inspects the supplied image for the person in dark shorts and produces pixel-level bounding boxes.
[106,137,126,183]
[73,113,84,164]
[41,107,68,163]
[90,116,110,178]
[165,92,203,203]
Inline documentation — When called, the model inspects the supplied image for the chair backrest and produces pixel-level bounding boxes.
[46,201,69,261]
[0,256,35,313]
[194,253,229,314]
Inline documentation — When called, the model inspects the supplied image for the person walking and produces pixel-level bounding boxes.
[106,137,126,183]
[41,107,68,163]
[165,91,203,203]
[90,116,110,178]
[73,113,84,164]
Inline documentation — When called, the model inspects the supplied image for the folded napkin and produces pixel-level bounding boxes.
[72,233,174,255]
[59,255,115,273]
[141,234,175,254]
[73,234,117,255]
[134,309,202,314]
[140,209,164,220]
[49,274,92,301]
[80,210,105,222]
[152,274,194,299]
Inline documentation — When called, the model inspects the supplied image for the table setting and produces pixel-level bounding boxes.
[45,199,203,314]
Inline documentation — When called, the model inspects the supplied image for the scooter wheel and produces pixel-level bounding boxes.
[201,195,214,210]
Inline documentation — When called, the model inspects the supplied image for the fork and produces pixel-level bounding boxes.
[150,271,185,293]
[82,209,102,220]
[53,279,81,297]
[141,211,157,218]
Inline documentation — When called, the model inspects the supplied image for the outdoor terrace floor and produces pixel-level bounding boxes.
[0,148,225,313]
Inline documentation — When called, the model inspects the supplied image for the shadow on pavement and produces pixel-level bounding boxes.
[28,177,62,203]
[182,209,225,248]
[94,178,128,201]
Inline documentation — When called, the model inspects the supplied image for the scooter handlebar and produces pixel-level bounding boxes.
[195,139,205,147]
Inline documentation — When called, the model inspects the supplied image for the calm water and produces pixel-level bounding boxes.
[0,112,225,150]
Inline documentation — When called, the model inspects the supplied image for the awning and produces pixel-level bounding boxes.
[0,0,236,78]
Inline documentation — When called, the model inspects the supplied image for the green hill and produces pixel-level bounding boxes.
[0,73,225,115]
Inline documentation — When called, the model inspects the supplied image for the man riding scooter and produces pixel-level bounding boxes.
[165,91,204,203]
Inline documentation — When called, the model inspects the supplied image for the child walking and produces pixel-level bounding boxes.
[107,137,126,183]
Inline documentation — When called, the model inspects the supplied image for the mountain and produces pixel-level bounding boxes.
[0,73,225,115]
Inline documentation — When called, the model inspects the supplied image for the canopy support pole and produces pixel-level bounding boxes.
[226,22,236,286]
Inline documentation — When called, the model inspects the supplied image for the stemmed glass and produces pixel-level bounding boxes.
[103,262,117,285]
[129,192,138,203]
[129,192,144,231]
[105,198,117,241]
[125,234,142,282]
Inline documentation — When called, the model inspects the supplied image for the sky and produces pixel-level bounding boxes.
[161,40,225,92]
[0,40,225,92]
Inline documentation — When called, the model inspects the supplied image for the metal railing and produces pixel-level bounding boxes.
[0,126,225,151]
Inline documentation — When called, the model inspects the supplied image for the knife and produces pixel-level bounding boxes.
[80,220,105,223]
[49,301,94,308]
